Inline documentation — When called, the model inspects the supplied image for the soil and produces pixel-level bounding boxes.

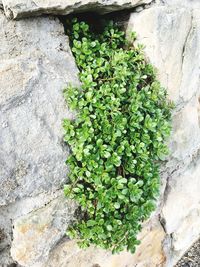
[176,239,200,267]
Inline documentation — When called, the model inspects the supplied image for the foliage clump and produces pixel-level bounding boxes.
[63,18,173,254]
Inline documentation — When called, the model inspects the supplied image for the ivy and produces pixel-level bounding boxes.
[63,18,173,254]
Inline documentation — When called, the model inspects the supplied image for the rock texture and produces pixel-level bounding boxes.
[0,0,200,267]
[11,196,77,267]
[0,11,80,207]
[127,2,200,266]
[162,0,200,8]
[0,10,79,266]
[2,0,152,19]
[41,220,166,267]
[11,217,166,267]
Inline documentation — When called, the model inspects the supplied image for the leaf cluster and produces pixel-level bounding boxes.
[63,18,173,253]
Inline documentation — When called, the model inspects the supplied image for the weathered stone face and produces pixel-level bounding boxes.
[10,196,77,267]
[128,5,200,161]
[41,220,166,267]
[0,10,79,266]
[11,215,166,267]
[163,157,200,266]
[0,12,79,206]
[162,0,200,8]
[127,3,200,266]
[2,0,153,19]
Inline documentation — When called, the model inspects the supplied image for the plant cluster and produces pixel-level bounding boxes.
[63,18,173,253]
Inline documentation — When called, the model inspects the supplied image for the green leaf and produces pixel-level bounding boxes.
[106,225,113,231]
[87,220,96,227]
[64,185,71,196]
[114,203,120,209]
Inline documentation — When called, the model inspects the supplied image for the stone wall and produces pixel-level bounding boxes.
[0,1,200,266]
[127,2,200,266]
[0,10,79,266]
[2,0,152,19]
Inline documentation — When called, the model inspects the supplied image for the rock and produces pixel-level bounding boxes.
[0,189,64,265]
[41,219,165,267]
[127,3,200,266]
[161,0,200,8]
[0,11,79,206]
[135,6,144,12]
[127,6,200,161]
[163,157,200,267]
[170,99,200,162]
[2,0,153,20]
[11,195,77,267]
[0,10,79,266]
[127,6,192,104]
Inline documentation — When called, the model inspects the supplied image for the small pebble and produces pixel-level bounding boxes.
[2,121,8,128]
[135,6,143,12]
[175,239,200,267]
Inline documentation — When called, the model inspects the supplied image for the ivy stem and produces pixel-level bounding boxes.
[112,231,128,251]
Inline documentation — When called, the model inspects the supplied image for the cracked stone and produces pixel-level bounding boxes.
[2,0,153,20]
[11,196,77,267]
[127,3,200,267]
[0,11,79,206]
[40,219,165,267]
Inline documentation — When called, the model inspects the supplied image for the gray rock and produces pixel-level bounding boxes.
[127,6,200,162]
[163,157,200,267]
[2,0,153,19]
[0,11,79,206]
[127,4,200,267]
[161,0,200,8]
[0,11,79,266]
[135,6,144,12]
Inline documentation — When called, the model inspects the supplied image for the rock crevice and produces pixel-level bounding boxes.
[0,1,200,267]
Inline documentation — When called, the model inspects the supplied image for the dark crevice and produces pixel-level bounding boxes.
[58,0,158,37]
[59,10,131,36]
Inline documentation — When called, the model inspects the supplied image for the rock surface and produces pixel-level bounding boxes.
[11,195,77,267]
[0,10,79,266]
[0,11,79,207]
[0,0,200,267]
[127,2,200,266]
[10,215,166,267]
[162,0,200,8]
[41,219,166,267]
[2,0,152,19]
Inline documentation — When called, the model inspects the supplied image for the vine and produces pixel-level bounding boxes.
[63,18,173,253]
